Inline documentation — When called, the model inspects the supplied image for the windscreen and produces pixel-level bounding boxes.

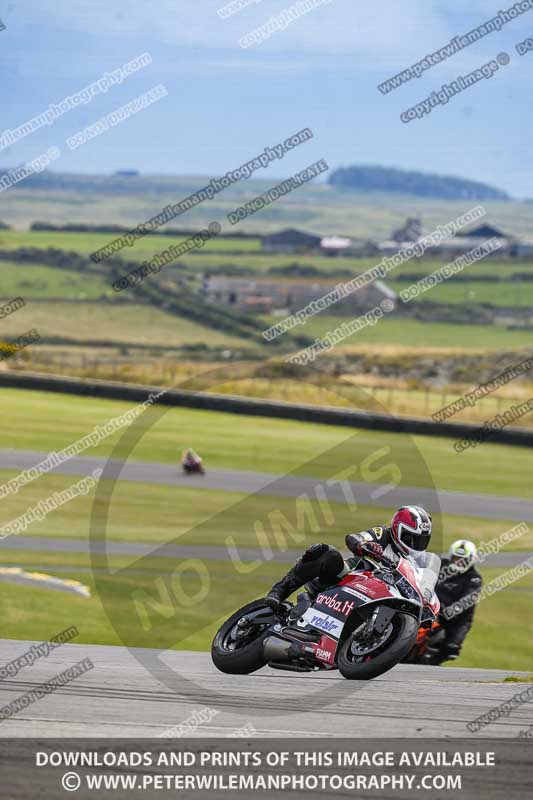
[411,551,441,599]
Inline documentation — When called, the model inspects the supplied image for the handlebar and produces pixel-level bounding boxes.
[376,555,399,571]
[354,546,399,572]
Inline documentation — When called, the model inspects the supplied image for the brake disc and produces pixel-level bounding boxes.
[350,623,394,656]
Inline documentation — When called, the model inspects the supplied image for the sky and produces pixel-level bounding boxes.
[1,0,532,196]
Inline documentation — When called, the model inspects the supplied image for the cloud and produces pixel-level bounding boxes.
[14,0,533,78]
[14,0,464,58]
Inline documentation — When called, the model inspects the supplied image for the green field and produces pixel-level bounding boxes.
[2,260,532,361]
[280,316,533,349]
[180,253,533,282]
[0,229,262,258]
[389,279,533,307]
[0,300,252,348]
[2,229,533,366]
[0,262,110,300]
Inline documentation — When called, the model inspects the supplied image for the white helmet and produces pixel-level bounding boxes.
[448,539,478,573]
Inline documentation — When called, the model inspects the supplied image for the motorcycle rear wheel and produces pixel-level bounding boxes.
[337,612,418,680]
[211,599,274,674]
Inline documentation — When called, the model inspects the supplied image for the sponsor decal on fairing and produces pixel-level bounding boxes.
[352,583,377,598]
[341,586,373,602]
[314,634,337,664]
[315,646,334,663]
[299,607,344,638]
[315,592,356,616]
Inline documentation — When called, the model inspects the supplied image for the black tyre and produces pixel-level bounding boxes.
[337,612,418,680]
[211,599,275,675]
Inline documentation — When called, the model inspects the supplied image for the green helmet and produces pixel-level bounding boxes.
[448,539,478,573]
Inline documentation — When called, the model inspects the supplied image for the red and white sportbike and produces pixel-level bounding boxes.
[211,553,441,680]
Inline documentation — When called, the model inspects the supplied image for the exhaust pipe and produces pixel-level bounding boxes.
[263,635,299,662]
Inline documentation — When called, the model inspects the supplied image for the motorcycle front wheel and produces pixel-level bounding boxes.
[211,599,276,675]
[337,612,418,680]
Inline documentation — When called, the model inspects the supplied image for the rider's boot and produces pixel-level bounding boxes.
[265,567,303,610]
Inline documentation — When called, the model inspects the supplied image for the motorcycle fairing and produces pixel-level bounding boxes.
[343,557,440,617]
[289,556,439,666]
[339,570,402,603]
[312,633,337,665]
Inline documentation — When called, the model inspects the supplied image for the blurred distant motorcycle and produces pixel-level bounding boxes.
[182,460,205,476]
[181,447,205,476]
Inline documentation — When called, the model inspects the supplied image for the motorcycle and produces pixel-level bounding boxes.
[212,552,441,680]
[182,460,205,476]
[403,621,450,665]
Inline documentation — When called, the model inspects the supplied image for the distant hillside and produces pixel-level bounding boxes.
[2,168,531,239]
[329,165,509,202]
[0,169,202,195]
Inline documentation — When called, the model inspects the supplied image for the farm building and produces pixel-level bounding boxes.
[202,275,396,315]
[380,219,514,258]
[260,228,321,253]
[463,224,508,239]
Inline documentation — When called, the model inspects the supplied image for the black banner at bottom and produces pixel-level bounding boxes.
[0,738,530,799]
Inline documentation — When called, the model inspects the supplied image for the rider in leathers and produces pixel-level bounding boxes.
[427,539,482,663]
[265,505,435,610]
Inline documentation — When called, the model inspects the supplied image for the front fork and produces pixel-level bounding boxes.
[365,605,397,636]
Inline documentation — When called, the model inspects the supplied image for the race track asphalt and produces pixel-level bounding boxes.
[1,449,533,522]
[0,640,531,738]
[0,534,528,568]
